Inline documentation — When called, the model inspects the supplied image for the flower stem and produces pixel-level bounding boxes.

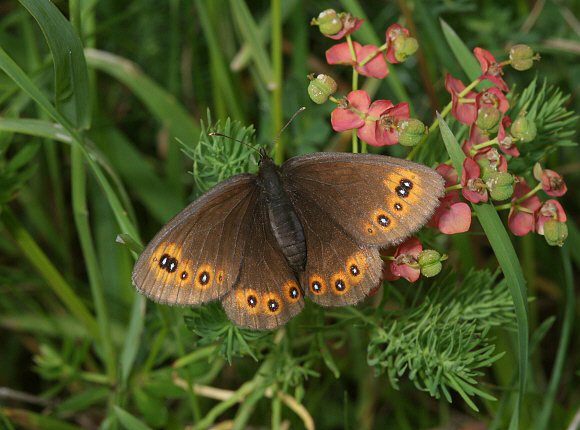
[518,183,542,202]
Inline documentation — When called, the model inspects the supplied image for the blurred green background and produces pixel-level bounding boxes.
[0,0,578,429]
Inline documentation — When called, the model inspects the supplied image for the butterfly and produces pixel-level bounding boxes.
[132,151,445,330]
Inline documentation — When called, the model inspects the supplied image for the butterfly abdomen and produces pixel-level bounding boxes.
[259,158,307,273]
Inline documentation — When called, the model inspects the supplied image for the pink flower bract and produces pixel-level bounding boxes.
[474,47,509,92]
[331,90,367,131]
[497,116,519,157]
[445,74,478,125]
[541,169,567,197]
[326,41,388,79]
[461,157,488,203]
[508,177,541,235]
[536,200,567,234]
[386,236,422,282]
[432,198,472,234]
[331,90,409,146]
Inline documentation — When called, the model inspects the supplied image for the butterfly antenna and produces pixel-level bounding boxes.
[209,107,305,156]
[272,106,306,145]
[208,132,260,155]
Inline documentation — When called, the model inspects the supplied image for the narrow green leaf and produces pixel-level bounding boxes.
[534,246,575,430]
[440,19,481,82]
[528,316,555,354]
[1,208,100,340]
[229,0,275,89]
[0,118,74,143]
[6,141,39,171]
[19,0,90,129]
[193,0,244,122]
[92,127,184,224]
[84,48,199,146]
[0,46,66,126]
[113,406,153,430]
[120,295,146,385]
[53,387,110,414]
[437,112,528,429]
[0,115,139,240]
[134,389,168,428]
[412,2,463,79]
[230,0,300,71]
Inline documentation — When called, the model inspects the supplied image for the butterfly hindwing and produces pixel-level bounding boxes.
[132,174,258,305]
[290,189,383,306]
[221,198,304,330]
[282,152,445,247]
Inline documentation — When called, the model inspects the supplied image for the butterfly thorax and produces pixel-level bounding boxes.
[258,156,307,273]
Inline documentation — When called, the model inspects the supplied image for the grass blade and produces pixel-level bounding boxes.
[19,0,90,129]
[437,112,529,429]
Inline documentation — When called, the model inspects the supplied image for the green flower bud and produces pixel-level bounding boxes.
[511,114,537,143]
[476,106,501,133]
[307,74,337,104]
[312,9,342,36]
[543,219,568,247]
[418,249,442,278]
[394,36,418,62]
[509,44,536,71]
[398,118,426,147]
[486,172,514,201]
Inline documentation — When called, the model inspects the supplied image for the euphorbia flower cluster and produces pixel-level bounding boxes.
[431,46,567,246]
[309,10,564,285]
[310,12,422,148]
[331,90,410,146]
[507,164,568,245]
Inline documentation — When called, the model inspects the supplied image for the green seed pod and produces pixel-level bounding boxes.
[394,36,418,62]
[486,172,514,201]
[418,249,442,278]
[476,106,501,133]
[313,9,342,36]
[543,220,568,247]
[477,158,496,183]
[511,115,537,143]
[510,44,535,71]
[398,118,426,147]
[307,74,337,104]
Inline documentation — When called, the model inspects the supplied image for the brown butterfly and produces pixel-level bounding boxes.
[132,151,445,330]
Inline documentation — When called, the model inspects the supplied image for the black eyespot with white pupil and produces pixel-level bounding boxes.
[350,265,360,276]
[159,254,169,267]
[289,286,300,299]
[395,186,409,198]
[335,279,346,291]
[377,214,390,227]
[199,271,210,285]
[394,202,403,211]
[159,253,178,273]
[181,271,188,280]
[400,178,413,190]
[312,281,321,292]
[268,299,279,312]
[247,295,258,307]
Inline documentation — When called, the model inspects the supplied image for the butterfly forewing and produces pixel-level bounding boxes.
[132,175,257,305]
[221,199,304,330]
[282,153,445,247]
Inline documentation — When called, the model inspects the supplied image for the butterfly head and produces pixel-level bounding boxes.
[257,148,274,166]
